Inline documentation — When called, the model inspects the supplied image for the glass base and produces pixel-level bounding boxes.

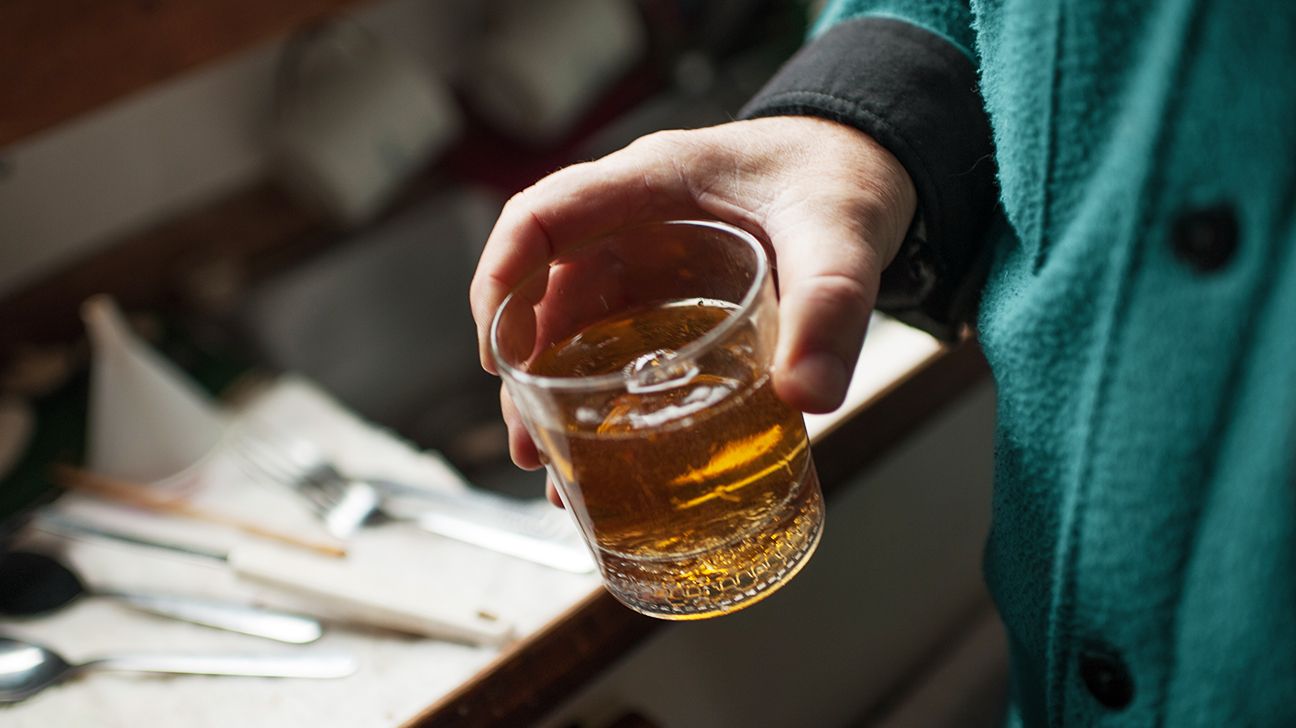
[597,468,825,620]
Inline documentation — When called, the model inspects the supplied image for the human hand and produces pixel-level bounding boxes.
[469,116,916,505]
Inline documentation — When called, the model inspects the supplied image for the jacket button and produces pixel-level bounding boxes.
[1171,204,1238,272]
[1079,646,1134,710]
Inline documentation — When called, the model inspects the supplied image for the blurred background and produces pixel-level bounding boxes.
[0,0,814,510]
[0,1,1003,725]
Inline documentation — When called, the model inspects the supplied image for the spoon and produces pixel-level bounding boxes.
[0,551,322,644]
[0,636,356,703]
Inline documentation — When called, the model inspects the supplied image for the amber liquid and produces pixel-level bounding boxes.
[528,299,824,619]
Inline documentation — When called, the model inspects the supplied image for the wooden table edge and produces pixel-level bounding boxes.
[405,339,990,728]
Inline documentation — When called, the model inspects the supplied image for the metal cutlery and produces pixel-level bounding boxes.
[233,429,595,573]
[370,479,595,573]
[0,636,355,703]
[36,512,515,646]
[232,432,381,539]
[0,550,322,644]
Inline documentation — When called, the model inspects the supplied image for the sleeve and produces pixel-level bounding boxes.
[739,1,998,342]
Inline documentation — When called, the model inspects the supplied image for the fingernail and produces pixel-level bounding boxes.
[791,351,849,408]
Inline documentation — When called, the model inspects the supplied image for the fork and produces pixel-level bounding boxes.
[232,427,594,572]
[232,430,381,539]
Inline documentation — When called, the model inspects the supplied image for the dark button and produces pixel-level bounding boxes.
[1079,646,1134,710]
[1171,204,1238,272]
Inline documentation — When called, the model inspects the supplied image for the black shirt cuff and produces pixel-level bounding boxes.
[740,17,997,341]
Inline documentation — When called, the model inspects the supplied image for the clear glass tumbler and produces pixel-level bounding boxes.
[490,220,824,619]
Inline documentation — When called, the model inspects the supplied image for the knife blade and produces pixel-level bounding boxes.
[368,479,596,573]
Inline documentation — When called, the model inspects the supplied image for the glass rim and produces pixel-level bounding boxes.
[488,219,770,393]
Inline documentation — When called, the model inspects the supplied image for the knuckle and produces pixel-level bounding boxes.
[626,128,703,160]
[801,271,876,314]
[468,286,484,321]
[469,269,489,298]
[468,271,504,319]
[852,181,909,230]
[501,187,533,216]
[629,128,681,149]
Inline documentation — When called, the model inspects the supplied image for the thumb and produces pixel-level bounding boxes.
[767,204,906,414]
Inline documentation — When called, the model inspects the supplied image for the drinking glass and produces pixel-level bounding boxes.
[490,220,824,619]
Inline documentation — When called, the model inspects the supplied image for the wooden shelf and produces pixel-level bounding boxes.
[0,0,375,148]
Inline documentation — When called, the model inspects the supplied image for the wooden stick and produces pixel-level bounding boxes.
[50,464,347,558]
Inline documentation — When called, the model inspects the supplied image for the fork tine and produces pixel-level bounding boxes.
[230,425,376,537]
[233,432,324,501]
[240,434,331,492]
[242,431,345,493]
[236,434,298,478]
[235,449,323,515]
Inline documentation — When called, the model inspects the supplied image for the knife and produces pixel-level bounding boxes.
[37,512,515,646]
[367,480,596,574]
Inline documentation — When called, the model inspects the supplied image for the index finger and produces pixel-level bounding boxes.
[470,143,703,373]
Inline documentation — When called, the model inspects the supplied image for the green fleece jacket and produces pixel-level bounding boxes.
[743,1,1296,725]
